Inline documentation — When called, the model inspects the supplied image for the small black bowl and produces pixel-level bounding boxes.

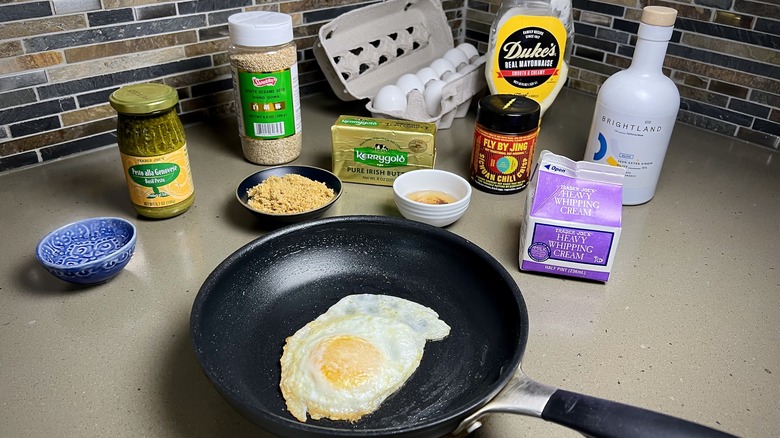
[236,165,343,224]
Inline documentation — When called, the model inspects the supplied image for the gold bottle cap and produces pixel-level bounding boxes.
[109,83,178,115]
[641,6,678,27]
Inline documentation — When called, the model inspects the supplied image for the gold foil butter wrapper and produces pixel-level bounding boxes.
[331,116,437,186]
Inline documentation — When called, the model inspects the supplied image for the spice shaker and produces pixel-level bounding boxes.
[228,12,302,165]
[109,83,195,219]
[469,94,541,194]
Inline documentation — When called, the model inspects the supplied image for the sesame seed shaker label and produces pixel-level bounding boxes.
[470,125,538,192]
[236,65,300,140]
[119,146,195,208]
[490,16,566,103]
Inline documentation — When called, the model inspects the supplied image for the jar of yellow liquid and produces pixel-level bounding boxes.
[109,83,195,219]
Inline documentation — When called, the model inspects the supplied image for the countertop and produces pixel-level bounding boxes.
[1,88,777,438]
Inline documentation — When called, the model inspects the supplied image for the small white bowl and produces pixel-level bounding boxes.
[393,169,472,227]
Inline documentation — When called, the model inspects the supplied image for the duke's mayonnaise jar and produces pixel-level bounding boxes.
[485,0,573,115]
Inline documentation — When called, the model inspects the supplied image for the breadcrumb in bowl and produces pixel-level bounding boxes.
[237,165,343,224]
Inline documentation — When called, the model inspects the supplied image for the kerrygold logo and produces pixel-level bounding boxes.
[354,147,407,167]
[341,118,379,127]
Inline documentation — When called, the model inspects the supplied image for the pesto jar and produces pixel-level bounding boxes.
[109,83,195,219]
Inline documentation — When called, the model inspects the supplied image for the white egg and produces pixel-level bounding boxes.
[423,79,446,117]
[443,48,469,71]
[395,73,425,96]
[455,42,479,63]
[372,84,407,112]
[415,67,439,88]
[279,294,450,423]
[444,71,463,84]
[429,57,456,79]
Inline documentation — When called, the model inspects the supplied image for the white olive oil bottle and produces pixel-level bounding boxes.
[583,6,679,205]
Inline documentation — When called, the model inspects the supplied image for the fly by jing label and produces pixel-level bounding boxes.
[236,65,301,139]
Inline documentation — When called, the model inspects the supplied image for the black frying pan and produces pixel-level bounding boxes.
[190,216,735,438]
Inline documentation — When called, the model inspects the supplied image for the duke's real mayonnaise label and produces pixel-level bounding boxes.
[488,14,567,108]
[331,116,436,186]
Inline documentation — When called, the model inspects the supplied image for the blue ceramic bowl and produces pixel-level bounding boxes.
[36,217,137,285]
[236,165,343,224]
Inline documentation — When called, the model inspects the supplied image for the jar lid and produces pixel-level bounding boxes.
[476,94,541,134]
[109,83,178,114]
[229,11,293,47]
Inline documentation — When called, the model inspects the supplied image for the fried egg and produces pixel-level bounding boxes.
[279,294,450,423]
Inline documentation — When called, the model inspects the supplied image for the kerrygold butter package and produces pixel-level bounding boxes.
[331,116,436,186]
[519,150,625,282]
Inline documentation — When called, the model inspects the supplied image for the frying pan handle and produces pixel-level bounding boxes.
[541,389,739,438]
[450,368,737,438]
[449,368,557,436]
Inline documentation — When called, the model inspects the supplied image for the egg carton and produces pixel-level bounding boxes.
[313,0,486,129]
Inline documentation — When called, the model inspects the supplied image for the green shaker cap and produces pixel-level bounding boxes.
[109,83,178,114]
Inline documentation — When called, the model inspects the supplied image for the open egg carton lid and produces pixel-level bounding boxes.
[313,0,486,129]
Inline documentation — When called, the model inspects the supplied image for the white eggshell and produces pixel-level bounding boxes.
[373,84,408,112]
[455,42,479,63]
[429,58,456,79]
[423,80,446,117]
[443,48,469,71]
[395,73,425,96]
[444,71,463,84]
[415,67,439,87]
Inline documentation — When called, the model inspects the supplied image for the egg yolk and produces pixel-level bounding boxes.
[313,335,382,389]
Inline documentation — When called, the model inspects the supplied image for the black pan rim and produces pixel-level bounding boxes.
[190,215,529,437]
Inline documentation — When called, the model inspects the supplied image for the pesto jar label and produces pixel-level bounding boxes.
[120,145,195,208]
[236,65,301,140]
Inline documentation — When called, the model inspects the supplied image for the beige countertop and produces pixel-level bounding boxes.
[1,88,777,437]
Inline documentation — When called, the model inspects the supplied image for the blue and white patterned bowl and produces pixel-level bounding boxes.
[36,217,137,285]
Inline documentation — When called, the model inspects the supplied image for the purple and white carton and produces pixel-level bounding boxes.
[520,150,625,282]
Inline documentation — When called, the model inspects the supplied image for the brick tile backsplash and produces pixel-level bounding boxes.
[0,0,777,173]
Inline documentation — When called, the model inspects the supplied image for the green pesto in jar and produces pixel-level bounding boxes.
[110,84,195,219]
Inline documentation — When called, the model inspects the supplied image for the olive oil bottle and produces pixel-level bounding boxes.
[583,6,680,205]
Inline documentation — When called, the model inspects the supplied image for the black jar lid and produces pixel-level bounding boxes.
[476,94,541,134]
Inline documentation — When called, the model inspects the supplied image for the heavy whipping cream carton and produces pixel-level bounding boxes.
[520,150,625,282]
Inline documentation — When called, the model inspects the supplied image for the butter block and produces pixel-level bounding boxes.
[331,115,436,186]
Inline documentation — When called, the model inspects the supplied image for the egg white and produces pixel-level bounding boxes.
[279,294,450,423]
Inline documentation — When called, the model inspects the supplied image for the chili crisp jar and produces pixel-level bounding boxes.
[469,94,541,194]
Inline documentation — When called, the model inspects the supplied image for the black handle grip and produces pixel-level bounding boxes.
[542,389,739,438]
